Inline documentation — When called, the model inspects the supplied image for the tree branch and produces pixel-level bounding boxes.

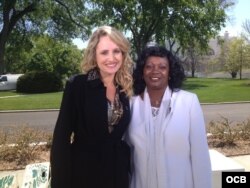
[8,2,37,35]
[54,0,85,28]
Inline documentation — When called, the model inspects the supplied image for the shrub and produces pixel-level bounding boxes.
[207,116,250,147]
[0,125,52,169]
[237,119,250,140]
[16,71,63,93]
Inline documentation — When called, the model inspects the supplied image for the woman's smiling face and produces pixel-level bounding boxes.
[95,35,123,77]
[143,56,169,90]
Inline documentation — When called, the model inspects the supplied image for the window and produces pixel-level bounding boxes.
[0,76,8,82]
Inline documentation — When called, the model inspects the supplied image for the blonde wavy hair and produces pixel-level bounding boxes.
[81,26,134,97]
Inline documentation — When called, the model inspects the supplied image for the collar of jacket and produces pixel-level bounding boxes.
[86,68,123,93]
[86,68,104,88]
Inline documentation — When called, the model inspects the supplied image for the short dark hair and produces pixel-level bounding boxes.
[133,46,186,95]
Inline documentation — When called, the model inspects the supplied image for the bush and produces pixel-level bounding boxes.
[207,116,250,147]
[16,71,63,93]
[0,125,52,169]
[237,119,250,140]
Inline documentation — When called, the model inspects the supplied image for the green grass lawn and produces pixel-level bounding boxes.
[0,91,63,110]
[0,78,250,110]
[183,78,250,103]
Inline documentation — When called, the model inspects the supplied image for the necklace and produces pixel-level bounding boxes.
[151,106,160,117]
[148,88,173,117]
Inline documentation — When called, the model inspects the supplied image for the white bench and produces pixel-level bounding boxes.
[210,149,245,188]
[21,162,50,188]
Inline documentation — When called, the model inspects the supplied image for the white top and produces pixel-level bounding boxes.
[126,87,212,188]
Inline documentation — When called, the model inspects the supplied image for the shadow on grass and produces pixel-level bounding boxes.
[182,83,208,90]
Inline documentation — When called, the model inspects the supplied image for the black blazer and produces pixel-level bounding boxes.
[50,72,131,188]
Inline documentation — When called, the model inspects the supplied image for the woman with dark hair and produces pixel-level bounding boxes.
[127,46,211,188]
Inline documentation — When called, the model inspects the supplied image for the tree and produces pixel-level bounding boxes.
[242,19,250,42]
[180,41,216,78]
[1,0,235,74]
[224,37,249,79]
[90,0,233,57]
[50,42,82,79]
[26,52,53,72]
[183,48,199,78]
[4,30,34,73]
[217,35,230,72]
[0,0,90,74]
[22,35,82,78]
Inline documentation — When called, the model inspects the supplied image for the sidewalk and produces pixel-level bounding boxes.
[230,155,250,171]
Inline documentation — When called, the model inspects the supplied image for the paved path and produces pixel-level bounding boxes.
[201,102,250,125]
[231,155,250,171]
[0,103,250,131]
[0,110,58,131]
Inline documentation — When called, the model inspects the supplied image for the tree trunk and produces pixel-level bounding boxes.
[0,35,6,74]
[191,69,195,78]
[231,71,237,79]
[239,67,242,80]
[0,51,5,74]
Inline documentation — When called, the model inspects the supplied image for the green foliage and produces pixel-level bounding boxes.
[2,0,90,42]
[4,30,34,74]
[90,0,231,56]
[218,36,250,79]
[1,0,234,74]
[31,35,82,78]
[16,71,63,93]
[26,52,53,72]
[0,0,91,74]
[225,38,243,76]
[6,35,82,78]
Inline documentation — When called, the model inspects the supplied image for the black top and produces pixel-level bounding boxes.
[50,70,131,188]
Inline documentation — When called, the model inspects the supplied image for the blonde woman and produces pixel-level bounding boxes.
[51,26,133,188]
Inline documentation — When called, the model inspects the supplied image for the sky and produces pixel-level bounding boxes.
[220,0,250,37]
[73,1,250,49]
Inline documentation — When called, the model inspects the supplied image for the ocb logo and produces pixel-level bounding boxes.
[222,172,250,188]
[226,176,247,183]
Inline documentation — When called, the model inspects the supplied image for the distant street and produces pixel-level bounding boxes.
[0,103,250,131]
[0,110,58,132]
[201,103,250,124]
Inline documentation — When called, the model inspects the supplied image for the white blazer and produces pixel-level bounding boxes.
[126,88,211,188]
